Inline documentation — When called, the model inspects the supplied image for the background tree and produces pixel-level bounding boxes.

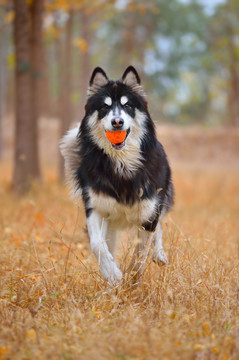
[58,9,74,179]
[78,7,91,120]
[0,0,238,193]
[210,0,239,126]
[13,0,34,193]
[30,0,44,178]
[13,0,44,193]
[0,4,11,159]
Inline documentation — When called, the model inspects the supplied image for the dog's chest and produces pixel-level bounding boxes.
[88,189,157,228]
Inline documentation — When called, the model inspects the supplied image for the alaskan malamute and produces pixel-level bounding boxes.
[60,66,174,285]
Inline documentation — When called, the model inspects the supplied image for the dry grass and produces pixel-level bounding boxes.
[0,127,239,360]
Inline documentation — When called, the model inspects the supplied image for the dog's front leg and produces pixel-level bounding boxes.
[87,211,122,285]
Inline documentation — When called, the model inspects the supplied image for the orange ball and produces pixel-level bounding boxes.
[105,130,127,144]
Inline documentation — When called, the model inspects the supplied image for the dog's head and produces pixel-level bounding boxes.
[84,66,148,151]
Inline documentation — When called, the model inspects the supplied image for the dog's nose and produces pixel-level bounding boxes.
[111,117,124,128]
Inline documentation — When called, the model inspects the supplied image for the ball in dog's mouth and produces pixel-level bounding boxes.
[105,130,130,150]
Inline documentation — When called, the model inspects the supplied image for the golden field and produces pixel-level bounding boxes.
[0,125,239,360]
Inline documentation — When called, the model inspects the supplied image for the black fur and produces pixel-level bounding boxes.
[75,68,174,230]
[85,80,146,120]
[122,65,141,84]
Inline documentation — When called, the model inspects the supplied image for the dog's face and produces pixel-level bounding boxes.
[84,66,148,151]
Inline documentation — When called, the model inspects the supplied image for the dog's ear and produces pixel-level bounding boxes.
[122,66,141,86]
[87,67,109,97]
[122,66,146,98]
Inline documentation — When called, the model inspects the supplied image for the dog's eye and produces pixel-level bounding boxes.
[102,104,110,110]
[124,103,131,109]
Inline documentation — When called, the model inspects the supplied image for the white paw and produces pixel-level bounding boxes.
[100,260,123,286]
[152,248,168,266]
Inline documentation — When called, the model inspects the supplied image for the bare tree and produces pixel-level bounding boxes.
[0,24,8,160]
[13,0,43,193]
[59,11,74,180]
[79,9,91,120]
[0,6,11,160]
[29,0,44,178]
[227,26,239,126]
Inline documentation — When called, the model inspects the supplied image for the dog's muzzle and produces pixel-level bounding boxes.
[111,117,124,129]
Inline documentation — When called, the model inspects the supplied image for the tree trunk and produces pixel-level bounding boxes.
[226,24,239,126]
[227,67,239,126]
[59,11,74,180]
[79,9,91,120]
[13,0,33,193]
[13,0,44,193]
[30,0,43,178]
[40,40,50,116]
[123,15,134,68]
[0,24,8,159]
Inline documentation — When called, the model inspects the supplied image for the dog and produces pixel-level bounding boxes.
[60,66,174,285]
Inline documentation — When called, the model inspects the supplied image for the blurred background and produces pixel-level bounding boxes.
[1,3,239,357]
[0,0,238,192]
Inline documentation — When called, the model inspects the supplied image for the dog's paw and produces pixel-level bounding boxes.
[101,261,123,286]
[152,249,168,266]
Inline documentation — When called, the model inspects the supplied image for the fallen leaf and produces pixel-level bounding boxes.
[25,328,36,340]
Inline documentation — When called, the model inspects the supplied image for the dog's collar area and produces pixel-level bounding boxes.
[111,128,130,150]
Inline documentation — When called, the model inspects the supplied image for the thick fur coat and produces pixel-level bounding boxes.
[60,66,174,285]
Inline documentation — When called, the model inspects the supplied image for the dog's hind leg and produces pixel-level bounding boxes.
[152,222,168,265]
[128,230,152,283]
[87,212,122,285]
[105,225,118,258]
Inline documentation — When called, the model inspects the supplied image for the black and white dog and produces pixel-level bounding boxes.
[60,66,174,285]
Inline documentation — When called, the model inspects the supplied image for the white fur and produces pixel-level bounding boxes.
[87,111,98,128]
[104,97,112,106]
[59,109,147,198]
[100,108,133,132]
[106,226,118,257]
[120,96,128,105]
[88,188,158,229]
[59,125,82,199]
[86,190,167,284]
[152,223,168,264]
[60,111,168,285]
[87,211,122,284]
[89,109,146,177]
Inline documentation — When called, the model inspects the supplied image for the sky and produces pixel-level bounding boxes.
[180,0,226,14]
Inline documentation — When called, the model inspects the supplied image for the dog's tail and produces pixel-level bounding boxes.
[59,125,82,199]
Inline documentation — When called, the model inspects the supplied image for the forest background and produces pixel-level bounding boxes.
[0,2,239,359]
[0,0,239,191]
